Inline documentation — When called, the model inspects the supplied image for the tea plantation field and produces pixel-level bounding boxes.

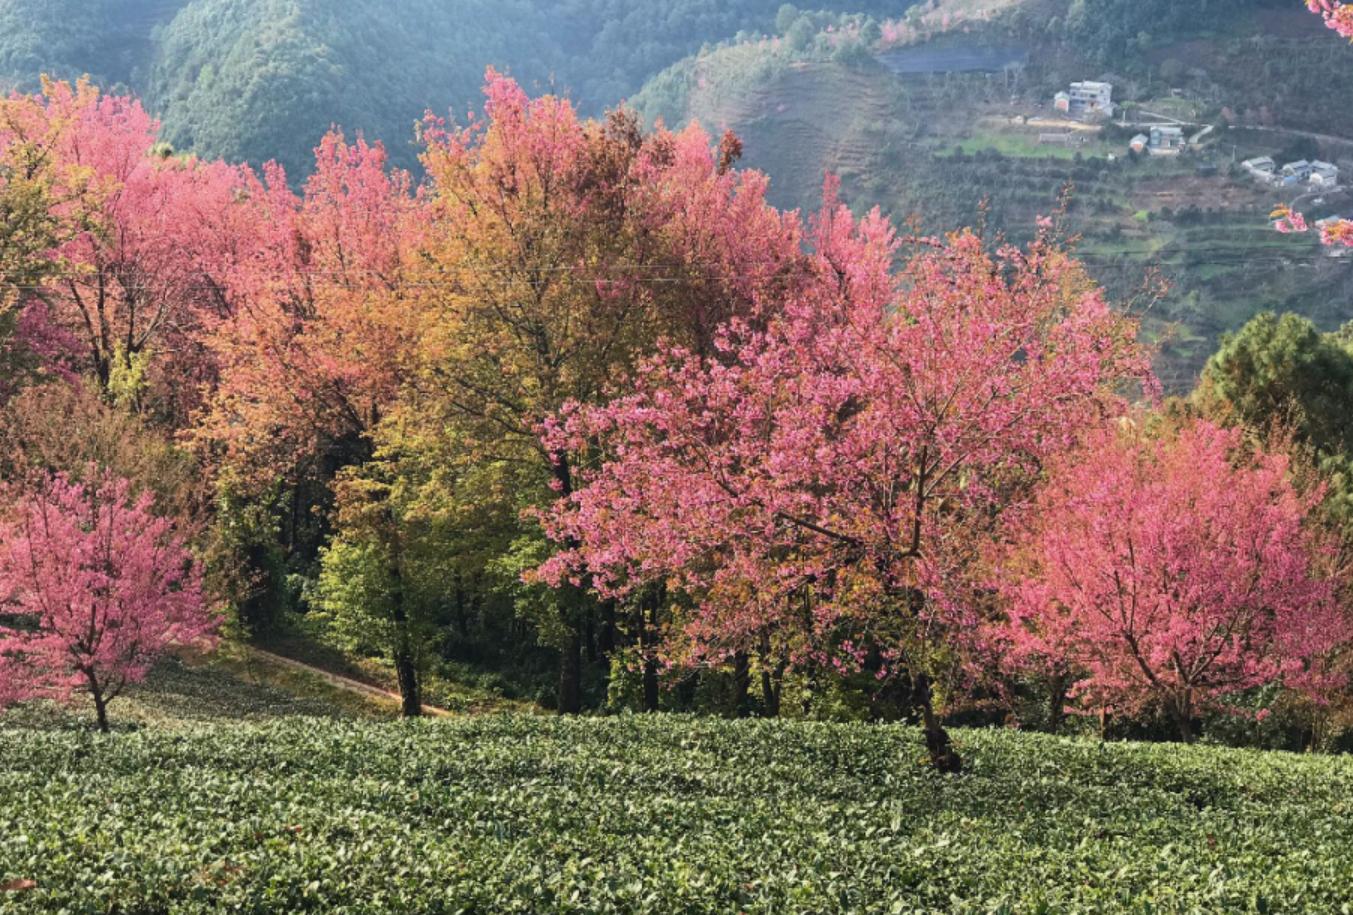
[2,716,1352,914]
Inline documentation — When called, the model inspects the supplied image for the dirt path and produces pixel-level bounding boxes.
[247,647,453,718]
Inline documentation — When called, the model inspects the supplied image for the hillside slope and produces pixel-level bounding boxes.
[634,1,1353,386]
[1,0,923,175]
[0,0,191,92]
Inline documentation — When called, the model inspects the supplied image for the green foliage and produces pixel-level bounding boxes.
[203,474,293,639]
[0,0,109,90]
[1198,312,1353,528]
[1,717,1352,912]
[106,343,151,409]
[0,0,190,91]
[1053,0,1284,66]
[312,468,453,682]
[2,0,920,176]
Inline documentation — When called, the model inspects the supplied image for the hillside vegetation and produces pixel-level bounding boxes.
[1,0,921,175]
[633,0,1353,386]
[0,0,190,91]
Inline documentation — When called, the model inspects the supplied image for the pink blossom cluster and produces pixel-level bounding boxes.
[1309,0,1353,39]
[540,179,1149,679]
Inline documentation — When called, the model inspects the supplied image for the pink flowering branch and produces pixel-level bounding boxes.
[1309,0,1353,39]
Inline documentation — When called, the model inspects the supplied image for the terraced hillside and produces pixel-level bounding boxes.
[634,5,1353,386]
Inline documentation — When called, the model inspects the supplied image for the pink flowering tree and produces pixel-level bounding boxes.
[0,472,217,732]
[995,418,1351,743]
[0,80,262,420]
[541,193,1148,771]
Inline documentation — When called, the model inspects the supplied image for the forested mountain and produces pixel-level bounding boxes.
[0,0,190,91]
[0,0,920,176]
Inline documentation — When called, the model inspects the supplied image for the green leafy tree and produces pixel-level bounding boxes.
[1197,311,1353,533]
[314,467,454,717]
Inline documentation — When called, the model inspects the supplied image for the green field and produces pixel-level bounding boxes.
[3,709,1352,913]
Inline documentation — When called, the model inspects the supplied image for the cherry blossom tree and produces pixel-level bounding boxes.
[995,418,1351,743]
[406,71,805,713]
[0,472,217,732]
[194,131,426,490]
[541,196,1148,769]
[0,80,256,419]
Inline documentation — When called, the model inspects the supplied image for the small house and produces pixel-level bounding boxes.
[1129,134,1149,154]
[1277,160,1313,188]
[1148,126,1186,155]
[1242,156,1275,179]
[1057,81,1114,119]
[1282,160,1313,181]
[1310,160,1340,187]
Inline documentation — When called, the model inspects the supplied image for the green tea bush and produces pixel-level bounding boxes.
[2,716,1351,913]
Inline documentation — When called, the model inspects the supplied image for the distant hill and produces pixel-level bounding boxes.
[0,0,191,92]
[632,0,1353,387]
[0,0,921,176]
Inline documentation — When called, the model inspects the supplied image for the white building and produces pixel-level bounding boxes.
[1310,160,1340,187]
[1242,156,1275,178]
[1129,134,1149,154]
[1148,126,1186,155]
[1055,81,1114,119]
[1281,160,1313,185]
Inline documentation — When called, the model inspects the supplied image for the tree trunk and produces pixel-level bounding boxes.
[91,687,110,734]
[585,614,599,664]
[914,673,961,773]
[599,599,617,657]
[760,668,780,718]
[1172,702,1196,743]
[551,452,586,716]
[731,651,751,718]
[1171,691,1197,744]
[639,591,660,713]
[83,669,111,734]
[387,528,420,719]
[394,650,422,718]
[642,658,660,713]
[1047,672,1068,734]
[558,629,582,715]
[759,635,782,718]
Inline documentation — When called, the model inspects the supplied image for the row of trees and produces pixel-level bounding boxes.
[1,66,1351,761]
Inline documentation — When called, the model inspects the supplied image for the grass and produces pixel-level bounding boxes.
[0,652,394,732]
[257,631,544,715]
[2,711,1352,913]
[0,634,543,734]
[940,129,1120,162]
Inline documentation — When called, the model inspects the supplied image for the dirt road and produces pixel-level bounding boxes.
[248,647,453,718]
